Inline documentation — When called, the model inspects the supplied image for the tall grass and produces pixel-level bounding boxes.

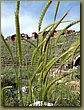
[54,1,60,22]
[38,1,52,32]
[1,1,80,106]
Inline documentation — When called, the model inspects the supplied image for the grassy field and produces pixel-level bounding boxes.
[1,32,80,106]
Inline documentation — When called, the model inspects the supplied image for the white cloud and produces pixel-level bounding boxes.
[1,13,51,38]
[56,22,80,31]
[1,1,80,38]
[1,14,39,38]
[1,9,80,38]
[19,15,38,37]
[1,15,16,37]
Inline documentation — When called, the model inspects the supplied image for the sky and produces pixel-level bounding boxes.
[1,1,80,38]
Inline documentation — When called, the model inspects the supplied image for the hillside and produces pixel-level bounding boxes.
[1,32,80,106]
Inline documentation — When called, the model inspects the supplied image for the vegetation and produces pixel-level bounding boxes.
[1,1,80,106]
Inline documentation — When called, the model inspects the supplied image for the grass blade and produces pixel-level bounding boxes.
[1,34,14,64]
[38,1,52,32]
[71,39,80,59]
[15,0,22,66]
[15,1,23,106]
[2,86,13,91]
[31,38,46,65]
[54,1,60,21]
[43,8,71,52]
[55,20,80,44]
[31,62,43,83]
[25,59,33,103]
[23,39,37,48]
[1,86,13,106]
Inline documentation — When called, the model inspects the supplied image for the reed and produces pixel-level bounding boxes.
[15,0,24,105]
[54,1,60,22]
[38,1,52,32]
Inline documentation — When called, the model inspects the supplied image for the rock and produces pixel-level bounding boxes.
[29,101,53,106]
[18,86,29,93]
[65,80,80,90]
